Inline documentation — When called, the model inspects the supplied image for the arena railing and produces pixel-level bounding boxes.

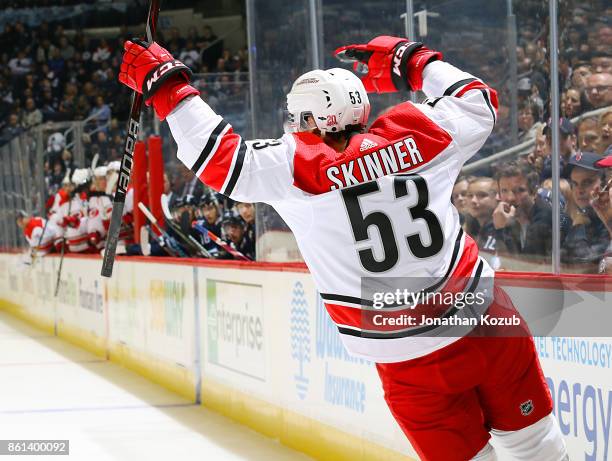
[462,105,612,175]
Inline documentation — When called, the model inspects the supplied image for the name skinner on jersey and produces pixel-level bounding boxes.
[326,136,424,190]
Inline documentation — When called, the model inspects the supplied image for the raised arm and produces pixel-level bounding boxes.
[336,36,498,162]
[118,40,295,203]
[166,97,295,202]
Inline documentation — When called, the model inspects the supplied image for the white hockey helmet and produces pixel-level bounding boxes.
[286,68,370,134]
[107,161,121,173]
[71,168,91,186]
[93,166,108,178]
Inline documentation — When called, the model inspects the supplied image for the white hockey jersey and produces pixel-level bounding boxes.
[87,192,113,250]
[167,60,499,362]
[52,193,90,253]
[23,217,61,255]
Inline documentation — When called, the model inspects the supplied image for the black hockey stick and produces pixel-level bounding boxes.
[137,202,186,257]
[159,194,212,258]
[192,222,252,261]
[54,196,72,297]
[101,0,161,277]
[141,224,176,257]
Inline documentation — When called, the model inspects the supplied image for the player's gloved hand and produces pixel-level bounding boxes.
[62,215,80,228]
[88,231,101,246]
[334,36,442,93]
[121,213,134,226]
[119,39,200,120]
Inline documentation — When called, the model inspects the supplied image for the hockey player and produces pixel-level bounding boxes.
[119,37,567,460]
[47,171,72,251]
[52,168,91,253]
[235,201,256,259]
[87,166,113,251]
[197,191,223,237]
[192,191,222,256]
[106,161,135,252]
[16,210,61,257]
[220,209,254,260]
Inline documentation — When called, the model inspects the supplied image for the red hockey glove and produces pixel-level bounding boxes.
[334,36,442,93]
[62,215,80,228]
[88,231,101,246]
[122,213,134,226]
[119,40,200,120]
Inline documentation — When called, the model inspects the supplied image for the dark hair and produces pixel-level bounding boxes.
[324,123,364,142]
[520,101,542,122]
[494,160,540,194]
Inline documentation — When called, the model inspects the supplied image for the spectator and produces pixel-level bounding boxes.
[91,131,110,164]
[179,39,200,68]
[0,113,23,145]
[48,159,66,192]
[493,160,557,258]
[47,47,65,75]
[89,95,111,128]
[526,125,549,176]
[591,52,612,74]
[577,117,600,152]
[92,38,112,63]
[540,177,572,211]
[561,88,582,118]
[177,164,204,204]
[538,118,578,180]
[200,25,222,71]
[61,149,76,175]
[517,101,543,141]
[570,64,591,90]
[9,50,32,76]
[45,132,66,166]
[596,109,611,154]
[563,152,610,265]
[58,36,75,61]
[593,154,612,273]
[465,177,498,255]
[21,97,42,129]
[585,73,612,109]
[74,94,92,120]
[451,176,470,218]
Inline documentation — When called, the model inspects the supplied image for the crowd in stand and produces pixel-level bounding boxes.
[1,12,253,262]
[448,1,612,273]
[3,1,612,271]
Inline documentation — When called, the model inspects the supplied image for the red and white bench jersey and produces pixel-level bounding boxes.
[87,192,113,250]
[167,60,499,362]
[53,195,90,253]
[23,217,60,255]
[118,187,135,247]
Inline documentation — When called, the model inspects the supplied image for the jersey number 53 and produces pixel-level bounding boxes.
[341,174,444,273]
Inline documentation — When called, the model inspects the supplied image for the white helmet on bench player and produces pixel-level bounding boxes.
[286,68,370,134]
[71,168,91,187]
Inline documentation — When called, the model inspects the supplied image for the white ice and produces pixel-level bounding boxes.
[0,310,312,461]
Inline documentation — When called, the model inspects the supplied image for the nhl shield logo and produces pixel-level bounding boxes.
[520,400,534,416]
